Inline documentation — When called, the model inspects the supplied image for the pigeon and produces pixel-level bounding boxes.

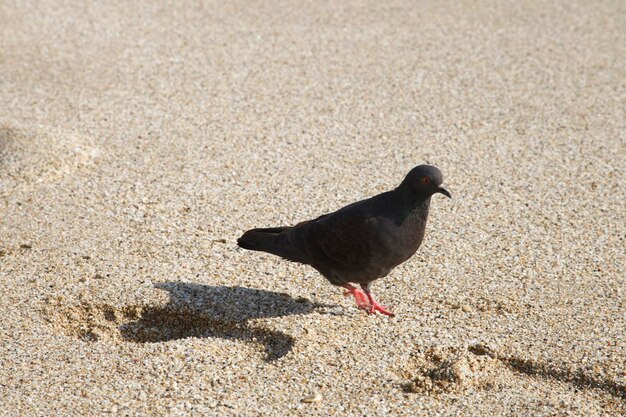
[237,165,451,316]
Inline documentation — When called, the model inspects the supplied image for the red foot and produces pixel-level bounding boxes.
[342,284,395,316]
[367,300,395,316]
[342,284,371,310]
[365,292,395,317]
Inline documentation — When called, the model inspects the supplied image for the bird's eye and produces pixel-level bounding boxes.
[421,176,430,185]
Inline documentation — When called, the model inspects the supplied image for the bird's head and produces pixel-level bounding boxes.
[400,165,451,199]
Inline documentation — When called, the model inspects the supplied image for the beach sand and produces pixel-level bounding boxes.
[1,0,624,415]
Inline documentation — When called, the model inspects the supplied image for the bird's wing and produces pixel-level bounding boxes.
[303,203,378,271]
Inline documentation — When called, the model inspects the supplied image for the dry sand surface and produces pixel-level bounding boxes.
[1,0,625,415]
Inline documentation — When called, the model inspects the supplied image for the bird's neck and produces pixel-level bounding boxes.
[391,187,431,226]
[406,196,431,225]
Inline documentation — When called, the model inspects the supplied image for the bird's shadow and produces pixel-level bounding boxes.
[118,282,331,361]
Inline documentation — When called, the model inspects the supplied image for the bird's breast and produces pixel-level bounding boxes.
[375,216,425,267]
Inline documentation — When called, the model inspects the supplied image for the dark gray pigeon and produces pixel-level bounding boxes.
[237,165,451,316]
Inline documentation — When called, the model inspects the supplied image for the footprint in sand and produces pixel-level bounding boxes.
[400,344,625,414]
[40,284,327,362]
[41,298,297,362]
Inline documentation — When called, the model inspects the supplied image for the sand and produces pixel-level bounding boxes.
[1,0,624,415]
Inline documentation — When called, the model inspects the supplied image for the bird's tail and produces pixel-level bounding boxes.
[237,226,290,250]
[237,226,309,263]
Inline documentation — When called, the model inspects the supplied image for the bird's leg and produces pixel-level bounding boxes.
[360,283,395,317]
[341,284,371,310]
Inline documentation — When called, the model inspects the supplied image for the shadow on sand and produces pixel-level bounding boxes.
[119,282,331,361]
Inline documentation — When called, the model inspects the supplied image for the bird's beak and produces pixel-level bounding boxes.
[437,186,451,199]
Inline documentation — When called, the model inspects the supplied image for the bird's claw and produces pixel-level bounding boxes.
[368,302,395,317]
